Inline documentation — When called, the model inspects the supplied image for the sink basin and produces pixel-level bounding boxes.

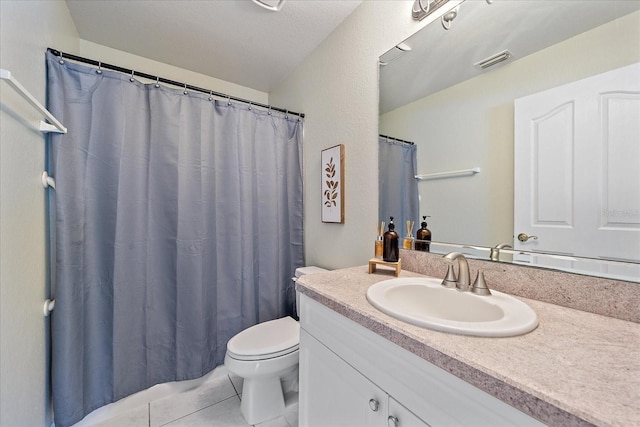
[366,277,538,337]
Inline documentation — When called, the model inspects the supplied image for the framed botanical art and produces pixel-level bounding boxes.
[321,144,345,223]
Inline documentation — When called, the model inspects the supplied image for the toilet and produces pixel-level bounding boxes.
[224,266,327,424]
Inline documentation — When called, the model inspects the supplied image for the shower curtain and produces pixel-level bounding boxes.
[379,136,419,233]
[46,51,304,427]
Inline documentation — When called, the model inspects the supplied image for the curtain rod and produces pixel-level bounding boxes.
[379,134,415,145]
[47,48,305,119]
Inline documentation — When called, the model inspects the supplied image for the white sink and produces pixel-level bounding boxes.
[366,277,538,337]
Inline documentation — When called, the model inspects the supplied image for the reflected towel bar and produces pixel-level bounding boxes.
[0,68,67,134]
[416,167,480,181]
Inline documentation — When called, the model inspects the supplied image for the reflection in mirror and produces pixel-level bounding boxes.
[379,0,640,282]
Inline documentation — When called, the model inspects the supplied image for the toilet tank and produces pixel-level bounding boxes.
[294,266,328,278]
[292,266,328,317]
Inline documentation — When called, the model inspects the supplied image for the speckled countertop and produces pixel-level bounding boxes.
[296,266,640,427]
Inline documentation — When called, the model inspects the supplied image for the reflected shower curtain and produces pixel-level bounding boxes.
[379,136,419,232]
[46,51,304,427]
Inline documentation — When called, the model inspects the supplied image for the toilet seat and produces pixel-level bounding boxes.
[226,316,299,361]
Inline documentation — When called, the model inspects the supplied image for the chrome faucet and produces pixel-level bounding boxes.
[443,252,470,291]
[442,252,492,296]
[490,243,512,261]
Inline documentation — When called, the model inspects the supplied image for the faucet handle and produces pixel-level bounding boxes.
[471,270,491,296]
[441,264,457,288]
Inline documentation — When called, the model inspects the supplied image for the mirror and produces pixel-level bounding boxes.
[379,0,640,282]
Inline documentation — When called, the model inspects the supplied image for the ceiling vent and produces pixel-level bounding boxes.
[474,50,513,70]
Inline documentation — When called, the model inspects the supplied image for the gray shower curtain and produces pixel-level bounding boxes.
[379,136,419,233]
[46,51,304,427]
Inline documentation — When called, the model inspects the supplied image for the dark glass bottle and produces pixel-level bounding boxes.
[415,216,431,252]
[383,216,399,262]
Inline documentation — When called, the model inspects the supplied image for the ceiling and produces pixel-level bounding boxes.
[65,0,363,93]
[379,0,640,114]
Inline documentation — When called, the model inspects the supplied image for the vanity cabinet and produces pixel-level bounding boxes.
[301,328,427,426]
[298,294,545,427]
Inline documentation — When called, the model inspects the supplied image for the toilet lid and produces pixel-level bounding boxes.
[227,316,299,360]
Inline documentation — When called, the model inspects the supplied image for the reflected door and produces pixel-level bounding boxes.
[514,63,640,279]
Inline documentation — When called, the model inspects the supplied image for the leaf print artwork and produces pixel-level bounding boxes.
[321,144,344,223]
[324,157,339,207]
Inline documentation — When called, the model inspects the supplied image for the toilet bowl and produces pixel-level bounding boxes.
[224,316,299,424]
[224,266,327,425]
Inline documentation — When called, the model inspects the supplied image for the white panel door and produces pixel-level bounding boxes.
[514,63,640,278]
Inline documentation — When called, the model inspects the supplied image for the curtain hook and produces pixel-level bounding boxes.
[248,101,252,111]
[208,90,213,101]
[268,106,272,116]
[58,51,64,65]
[227,96,232,106]
[183,84,188,95]
[285,109,289,119]
[96,61,103,74]
[154,76,160,88]
[129,70,135,83]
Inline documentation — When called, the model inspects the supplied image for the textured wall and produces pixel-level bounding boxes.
[78,40,269,105]
[270,1,463,269]
[0,1,79,425]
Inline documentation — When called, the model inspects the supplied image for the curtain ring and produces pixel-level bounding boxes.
[183,84,188,95]
[96,61,103,74]
[129,70,135,83]
[208,90,213,101]
[155,76,160,88]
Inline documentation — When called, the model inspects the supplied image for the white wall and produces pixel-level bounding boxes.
[78,40,268,104]
[0,1,79,426]
[380,10,640,248]
[270,1,462,269]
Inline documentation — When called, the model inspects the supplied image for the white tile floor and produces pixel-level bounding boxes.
[73,366,298,427]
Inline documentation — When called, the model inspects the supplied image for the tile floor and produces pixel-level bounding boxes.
[73,366,298,427]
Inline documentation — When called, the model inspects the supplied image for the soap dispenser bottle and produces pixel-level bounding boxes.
[383,216,399,262]
[415,216,431,252]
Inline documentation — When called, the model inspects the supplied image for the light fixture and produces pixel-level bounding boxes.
[251,0,286,12]
[412,0,450,21]
[379,43,412,66]
[440,6,458,30]
[473,50,513,70]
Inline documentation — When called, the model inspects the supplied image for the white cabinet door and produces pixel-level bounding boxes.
[388,397,430,427]
[514,62,640,279]
[299,329,387,427]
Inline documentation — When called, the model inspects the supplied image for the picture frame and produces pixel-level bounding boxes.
[321,144,345,223]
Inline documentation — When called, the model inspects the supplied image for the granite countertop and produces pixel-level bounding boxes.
[296,266,640,427]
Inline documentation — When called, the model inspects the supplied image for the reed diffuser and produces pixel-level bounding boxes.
[402,220,414,250]
[375,221,384,258]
